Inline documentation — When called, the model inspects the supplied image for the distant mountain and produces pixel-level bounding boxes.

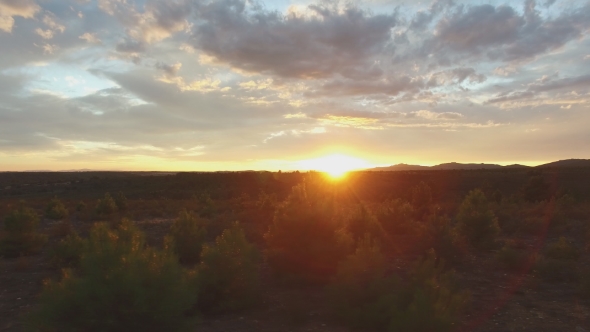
[537,159,590,168]
[367,162,530,171]
[370,163,429,171]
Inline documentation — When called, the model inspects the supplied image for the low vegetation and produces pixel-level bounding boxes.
[0,203,47,258]
[0,168,589,331]
[29,220,196,332]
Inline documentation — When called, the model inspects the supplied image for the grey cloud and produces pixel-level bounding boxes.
[146,0,192,32]
[191,0,397,79]
[155,61,181,78]
[435,5,524,53]
[116,38,146,53]
[487,73,590,104]
[315,76,424,97]
[409,0,454,31]
[430,1,590,63]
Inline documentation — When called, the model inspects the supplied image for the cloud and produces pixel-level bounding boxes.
[316,75,423,96]
[427,67,486,87]
[412,110,463,120]
[79,32,100,43]
[35,28,54,39]
[429,1,590,63]
[435,4,524,53]
[99,0,191,45]
[0,0,40,32]
[190,0,397,79]
[486,73,590,107]
[155,61,182,78]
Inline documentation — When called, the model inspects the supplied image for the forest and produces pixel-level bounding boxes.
[1,167,590,331]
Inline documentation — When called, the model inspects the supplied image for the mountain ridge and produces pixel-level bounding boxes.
[367,159,590,171]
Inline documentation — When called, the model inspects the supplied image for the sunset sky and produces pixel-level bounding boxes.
[0,0,589,171]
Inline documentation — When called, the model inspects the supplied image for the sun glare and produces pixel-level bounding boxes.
[297,154,370,178]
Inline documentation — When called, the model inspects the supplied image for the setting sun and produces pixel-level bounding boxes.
[297,154,371,178]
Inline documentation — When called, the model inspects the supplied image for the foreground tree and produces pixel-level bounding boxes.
[456,189,500,250]
[264,182,352,283]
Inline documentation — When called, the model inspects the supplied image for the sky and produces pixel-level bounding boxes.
[0,0,589,171]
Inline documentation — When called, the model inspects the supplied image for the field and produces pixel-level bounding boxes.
[2,168,590,331]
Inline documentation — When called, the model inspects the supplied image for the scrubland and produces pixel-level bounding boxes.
[1,168,590,331]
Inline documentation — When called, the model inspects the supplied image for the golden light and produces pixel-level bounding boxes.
[297,154,371,178]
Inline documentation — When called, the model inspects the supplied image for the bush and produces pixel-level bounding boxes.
[45,197,68,220]
[328,235,396,330]
[265,183,352,283]
[114,192,128,211]
[456,189,500,250]
[328,247,468,332]
[96,192,117,216]
[198,222,259,313]
[49,232,85,268]
[164,209,207,265]
[424,212,465,265]
[344,205,384,245]
[28,220,195,332]
[0,204,47,258]
[376,199,416,236]
[75,201,86,212]
[389,251,469,332]
[545,236,580,261]
[411,181,433,218]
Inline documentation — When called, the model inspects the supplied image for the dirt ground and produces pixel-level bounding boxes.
[2,216,590,332]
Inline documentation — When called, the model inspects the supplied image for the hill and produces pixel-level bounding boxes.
[537,159,590,168]
[368,162,529,171]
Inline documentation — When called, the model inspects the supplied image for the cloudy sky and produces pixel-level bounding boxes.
[0,0,589,171]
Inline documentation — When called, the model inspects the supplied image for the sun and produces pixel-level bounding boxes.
[297,154,370,178]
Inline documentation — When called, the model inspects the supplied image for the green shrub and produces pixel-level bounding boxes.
[75,201,86,212]
[425,212,464,265]
[28,220,195,332]
[328,241,468,332]
[197,193,215,218]
[49,232,85,268]
[95,192,117,216]
[376,199,416,236]
[545,236,580,260]
[456,189,500,250]
[389,251,469,332]
[411,181,433,218]
[264,183,352,283]
[165,209,207,265]
[198,222,259,313]
[345,205,384,245]
[114,192,128,211]
[328,235,397,330]
[45,197,68,220]
[0,204,47,258]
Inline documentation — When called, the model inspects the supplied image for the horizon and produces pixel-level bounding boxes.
[1,0,590,171]
[4,158,586,173]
